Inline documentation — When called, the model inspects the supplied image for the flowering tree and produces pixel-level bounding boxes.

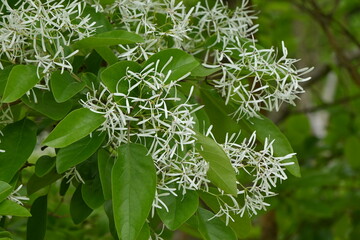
[0,0,312,239]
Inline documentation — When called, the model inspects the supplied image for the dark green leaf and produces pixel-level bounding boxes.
[59,178,70,196]
[56,131,105,173]
[81,171,104,209]
[35,156,55,177]
[50,71,85,103]
[136,223,150,240]
[157,190,199,230]
[70,186,93,224]
[95,47,118,65]
[112,143,156,240]
[195,132,237,196]
[104,200,119,240]
[26,195,47,240]
[98,149,115,200]
[74,30,144,49]
[81,72,100,89]
[2,65,40,103]
[0,181,12,203]
[22,88,73,120]
[0,119,37,182]
[144,49,199,82]
[27,169,62,195]
[345,136,360,169]
[197,208,237,240]
[43,108,105,148]
[0,200,31,217]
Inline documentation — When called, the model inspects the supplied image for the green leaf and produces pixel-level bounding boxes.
[197,208,237,240]
[144,49,200,82]
[59,178,70,196]
[70,186,93,224]
[0,181,12,203]
[112,143,156,240]
[81,72,100,89]
[0,200,31,217]
[157,190,199,230]
[95,47,118,65]
[2,65,39,103]
[199,191,251,238]
[35,156,55,177]
[22,88,73,120]
[0,119,37,182]
[74,30,144,49]
[82,171,104,209]
[191,65,220,77]
[0,66,13,96]
[136,223,150,240]
[345,136,360,169]
[195,132,237,196]
[56,131,105,173]
[241,114,301,177]
[50,71,85,103]
[27,169,62,195]
[104,200,119,240]
[98,149,115,200]
[101,61,142,93]
[26,195,47,240]
[43,108,105,148]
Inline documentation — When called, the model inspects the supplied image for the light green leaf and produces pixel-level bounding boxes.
[74,30,144,49]
[112,143,156,240]
[144,49,199,82]
[0,66,13,96]
[70,186,93,224]
[50,71,85,103]
[195,132,237,196]
[0,200,31,217]
[101,61,141,93]
[2,65,40,103]
[43,108,105,148]
[26,195,47,240]
[22,88,73,120]
[197,208,237,240]
[56,131,105,173]
[98,149,115,200]
[0,119,37,182]
[242,114,301,177]
[157,190,198,230]
[35,156,55,177]
[191,65,220,77]
[0,181,12,203]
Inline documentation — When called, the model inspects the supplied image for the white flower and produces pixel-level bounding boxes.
[7,185,29,206]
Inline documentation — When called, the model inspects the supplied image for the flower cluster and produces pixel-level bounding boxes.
[0,0,96,86]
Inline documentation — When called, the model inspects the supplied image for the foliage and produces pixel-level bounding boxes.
[0,0,313,239]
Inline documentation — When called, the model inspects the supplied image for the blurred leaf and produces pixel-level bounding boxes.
[50,71,85,103]
[82,171,104,209]
[2,65,39,103]
[195,132,237,196]
[197,208,237,240]
[0,181,12,203]
[35,156,55,177]
[136,224,150,240]
[0,200,31,217]
[0,119,37,182]
[26,195,47,240]
[98,149,115,200]
[43,108,105,148]
[70,186,93,224]
[157,190,199,230]
[27,169,62,195]
[112,143,156,240]
[344,136,360,169]
[56,131,105,173]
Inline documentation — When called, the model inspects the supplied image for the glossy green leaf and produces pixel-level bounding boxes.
[0,200,31,217]
[191,65,220,77]
[136,224,150,240]
[195,132,237,196]
[50,71,85,103]
[144,49,199,82]
[27,169,62,195]
[98,149,115,200]
[0,119,37,182]
[242,114,301,177]
[35,156,55,177]
[0,181,12,203]
[56,131,105,173]
[70,186,93,224]
[26,195,47,240]
[2,65,40,103]
[22,88,72,120]
[157,190,199,230]
[43,108,105,148]
[112,143,156,240]
[345,136,360,169]
[0,66,13,96]
[59,178,70,197]
[197,208,237,240]
[101,61,141,93]
[74,30,144,49]
[82,171,104,209]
